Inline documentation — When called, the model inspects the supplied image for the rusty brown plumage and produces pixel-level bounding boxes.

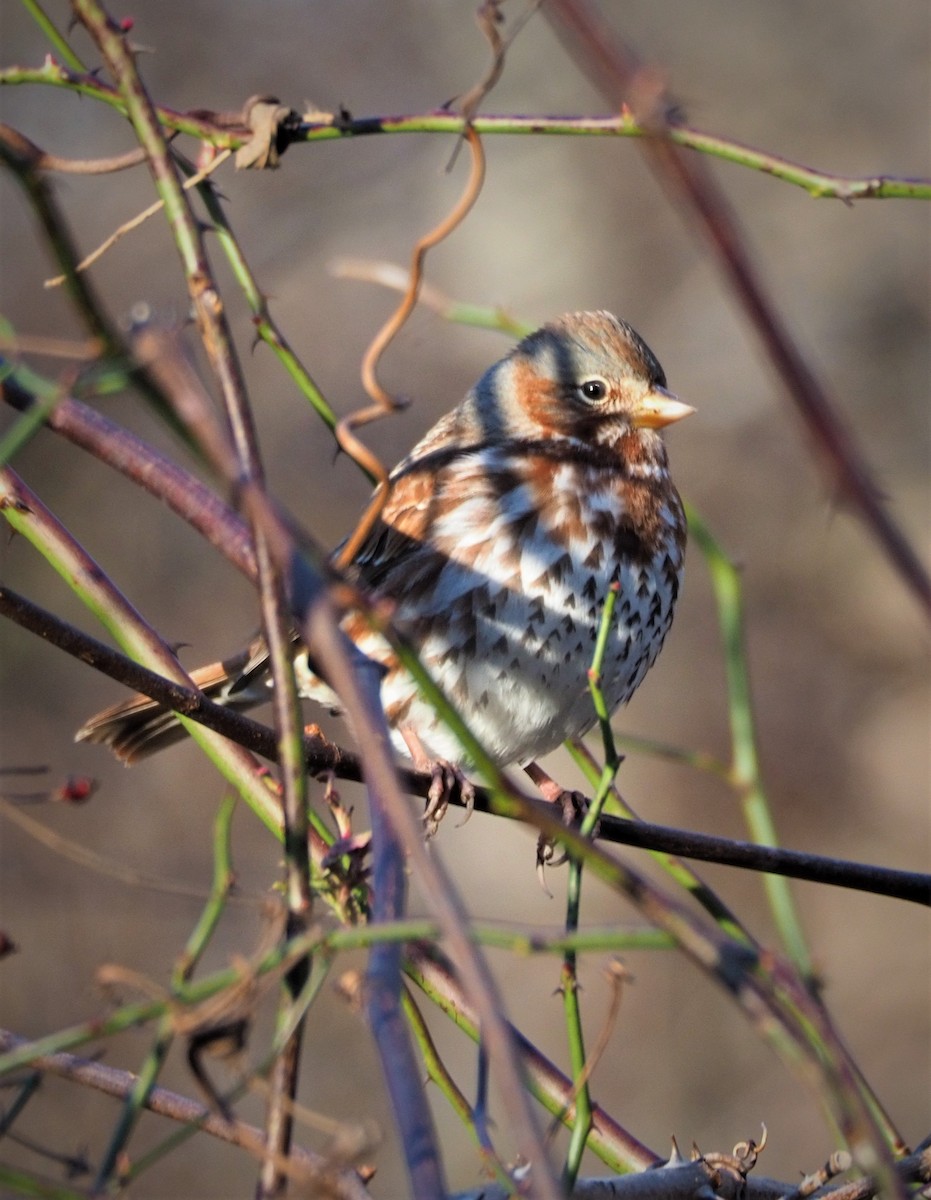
[77,312,693,791]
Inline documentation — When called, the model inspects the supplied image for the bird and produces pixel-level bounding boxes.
[77,311,693,818]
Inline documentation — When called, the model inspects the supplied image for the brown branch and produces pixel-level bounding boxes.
[0,1028,371,1200]
[0,373,258,578]
[0,123,148,174]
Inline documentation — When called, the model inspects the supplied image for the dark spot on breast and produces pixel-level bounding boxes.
[507,508,539,542]
[583,542,604,570]
[549,552,573,585]
[613,522,652,566]
[475,587,505,618]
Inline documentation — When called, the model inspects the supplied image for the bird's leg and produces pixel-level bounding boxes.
[400,727,476,836]
[524,761,593,879]
[523,761,589,824]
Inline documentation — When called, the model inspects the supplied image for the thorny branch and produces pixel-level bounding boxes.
[3,62,930,199]
[65,7,312,1187]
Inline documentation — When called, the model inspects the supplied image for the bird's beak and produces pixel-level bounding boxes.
[633,386,696,430]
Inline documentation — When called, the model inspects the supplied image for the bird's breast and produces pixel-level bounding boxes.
[368,447,685,763]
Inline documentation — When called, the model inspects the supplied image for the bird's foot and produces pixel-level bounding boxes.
[524,761,597,884]
[422,759,476,836]
[402,729,476,836]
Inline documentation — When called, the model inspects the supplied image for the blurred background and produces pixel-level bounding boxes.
[1,2,928,1196]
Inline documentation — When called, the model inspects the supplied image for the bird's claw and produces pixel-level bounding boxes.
[535,789,598,887]
[422,759,475,837]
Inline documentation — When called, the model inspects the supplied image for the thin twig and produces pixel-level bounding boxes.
[0,122,148,176]
[5,61,930,198]
[44,148,231,287]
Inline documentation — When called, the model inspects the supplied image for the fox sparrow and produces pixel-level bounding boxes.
[78,311,692,809]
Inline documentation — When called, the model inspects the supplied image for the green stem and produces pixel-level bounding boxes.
[3,63,929,200]
[18,0,87,71]
[0,920,669,1080]
[687,506,814,978]
[560,587,625,1190]
[185,161,340,437]
[401,987,516,1191]
[0,364,65,467]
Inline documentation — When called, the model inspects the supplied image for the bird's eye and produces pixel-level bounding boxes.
[578,378,608,402]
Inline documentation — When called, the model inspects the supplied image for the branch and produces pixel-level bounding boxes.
[0,1028,370,1200]
[3,586,927,908]
[3,61,930,198]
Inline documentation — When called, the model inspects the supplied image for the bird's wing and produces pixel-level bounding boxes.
[345,459,448,593]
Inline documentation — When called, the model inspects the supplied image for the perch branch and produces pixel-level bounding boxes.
[3,586,928,908]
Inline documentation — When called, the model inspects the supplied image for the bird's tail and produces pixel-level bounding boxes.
[76,637,272,765]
